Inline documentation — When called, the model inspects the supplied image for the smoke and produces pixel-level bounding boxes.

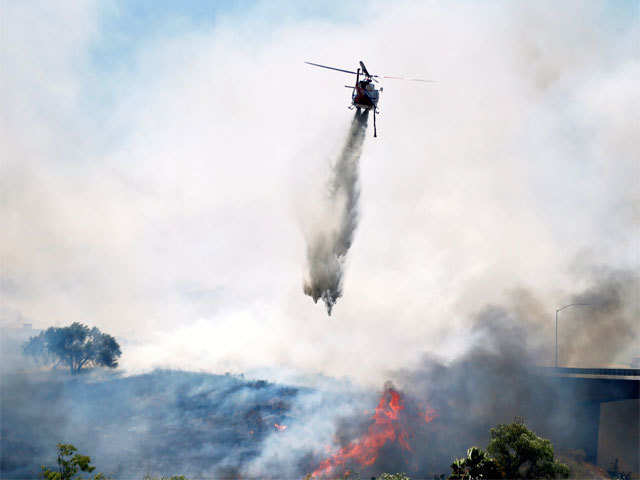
[562,267,639,366]
[2,0,637,380]
[2,267,637,477]
[307,267,639,477]
[303,110,369,315]
[2,0,639,476]
[249,267,638,478]
[1,333,377,479]
[0,365,301,478]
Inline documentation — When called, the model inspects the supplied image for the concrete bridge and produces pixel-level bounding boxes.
[536,367,639,474]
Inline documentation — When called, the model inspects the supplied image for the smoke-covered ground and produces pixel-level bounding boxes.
[303,110,369,315]
[3,267,636,478]
[1,366,308,478]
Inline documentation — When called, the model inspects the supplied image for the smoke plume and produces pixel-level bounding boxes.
[303,110,369,315]
[239,266,640,478]
[562,267,638,366]
[300,267,640,477]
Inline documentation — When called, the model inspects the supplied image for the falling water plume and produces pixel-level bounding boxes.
[303,110,369,315]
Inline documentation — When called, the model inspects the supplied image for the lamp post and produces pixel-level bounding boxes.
[555,303,593,367]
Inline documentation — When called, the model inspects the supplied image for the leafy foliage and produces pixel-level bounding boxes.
[487,423,569,479]
[23,322,121,375]
[379,474,412,480]
[449,422,569,479]
[142,476,189,480]
[449,446,500,479]
[41,444,105,480]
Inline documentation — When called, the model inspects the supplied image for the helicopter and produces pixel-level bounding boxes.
[305,60,432,137]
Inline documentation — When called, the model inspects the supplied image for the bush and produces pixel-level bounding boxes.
[41,444,105,480]
[449,422,569,479]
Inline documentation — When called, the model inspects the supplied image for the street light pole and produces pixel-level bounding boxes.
[555,303,593,368]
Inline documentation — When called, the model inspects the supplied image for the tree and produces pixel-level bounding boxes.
[449,447,500,480]
[449,422,569,479]
[143,476,189,480]
[23,322,121,375]
[41,443,105,480]
[486,423,569,479]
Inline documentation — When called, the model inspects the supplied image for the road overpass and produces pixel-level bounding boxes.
[535,367,639,474]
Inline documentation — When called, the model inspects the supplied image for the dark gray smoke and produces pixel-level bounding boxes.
[562,267,638,366]
[303,110,369,315]
[386,306,566,475]
[295,267,639,477]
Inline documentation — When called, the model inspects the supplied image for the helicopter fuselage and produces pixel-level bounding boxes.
[352,80,379,110]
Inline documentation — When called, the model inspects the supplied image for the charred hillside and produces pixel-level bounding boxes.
[1,369,299,478]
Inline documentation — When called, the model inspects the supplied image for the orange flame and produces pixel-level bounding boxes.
[424,406,438,424]
[274,423,287,432]
[311,387,414,478]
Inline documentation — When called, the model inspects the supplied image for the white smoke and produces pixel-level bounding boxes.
[2,0,637,380]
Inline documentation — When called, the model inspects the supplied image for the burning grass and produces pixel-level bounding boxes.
[310,385,437,478]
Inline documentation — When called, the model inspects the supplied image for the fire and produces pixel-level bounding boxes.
[424,406,438,423]
[311,386,414,478]
[274,423,287,432]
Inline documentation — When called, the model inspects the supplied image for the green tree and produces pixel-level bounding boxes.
[23,322,121,375]
[487,423,569,479]
[41,444,105,480]
[449,422,569,479]
[142,476,189,480]
[449,446,500,480]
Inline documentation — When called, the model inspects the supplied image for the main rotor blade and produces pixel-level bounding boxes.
[305,61,357,75]
[382,75,436,83]
[359,61,370,77]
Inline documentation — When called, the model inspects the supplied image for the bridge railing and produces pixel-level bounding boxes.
[535,366,640,377]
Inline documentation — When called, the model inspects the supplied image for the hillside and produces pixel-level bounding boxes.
[1,369,299,478]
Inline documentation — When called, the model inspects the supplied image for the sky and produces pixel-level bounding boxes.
[2,0,638,385]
